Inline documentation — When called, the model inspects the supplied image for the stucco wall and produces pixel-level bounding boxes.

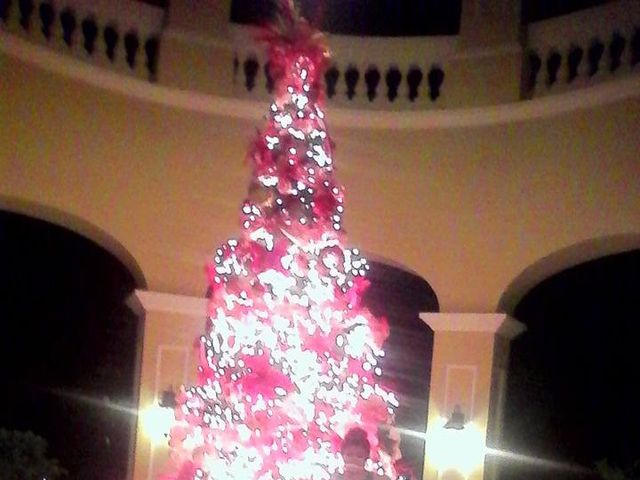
[2,51,639,312]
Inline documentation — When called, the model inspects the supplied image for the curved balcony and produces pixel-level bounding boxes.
[525,0,640,97]
[0,0,164,81]
[230,25,455,109]
[1,0,639,116]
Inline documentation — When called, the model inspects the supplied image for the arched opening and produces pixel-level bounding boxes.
[501,249,640,479]
[498,234,640,315]
[0,210,144,479]
[0,196,147,290]
[364,260,438,480]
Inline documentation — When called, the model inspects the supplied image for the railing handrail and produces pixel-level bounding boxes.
[0,0,164,81]
[2,0,639,108]
[3,27,640,131]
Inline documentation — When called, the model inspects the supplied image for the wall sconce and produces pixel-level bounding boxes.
[443,405,466,430]
[140,386,177,445]
[159,386,177,409]
[428,407,485,476]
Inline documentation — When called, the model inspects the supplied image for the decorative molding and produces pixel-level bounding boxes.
[496,317,527,340]
[148,344,189,479]
[128,289,206,317]
[443,364,478,419]
[421,313,505,333]
[153,345,190,399]
[420,313,526,338]
[2,29,640,131]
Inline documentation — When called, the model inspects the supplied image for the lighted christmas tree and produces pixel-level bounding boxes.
[167,3,402,479]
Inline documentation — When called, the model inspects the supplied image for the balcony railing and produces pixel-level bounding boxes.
[230,25,455,109]
[2,0,639,109]
[524,0,640,97]
[0,0,164,81]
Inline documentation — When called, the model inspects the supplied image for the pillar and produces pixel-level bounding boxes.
[447,0,523,106]
[420,313,525,480]
[156,0,236,96]
[128,290,207,480]
[458,0,521,49]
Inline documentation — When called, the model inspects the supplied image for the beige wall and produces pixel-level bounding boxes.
[127,293,205,480]
[1,49,640,312]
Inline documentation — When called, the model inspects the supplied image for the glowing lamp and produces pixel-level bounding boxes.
[443,405,466,430]
[427,414,486,477]
[141,388,176,446]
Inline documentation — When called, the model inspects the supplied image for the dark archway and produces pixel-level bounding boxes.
[501,250,640,479]
[364,260,438,480]
[0,211,141,479]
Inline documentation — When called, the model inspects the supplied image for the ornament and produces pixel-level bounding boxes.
[167,2,402,479]
[247,181,274,209]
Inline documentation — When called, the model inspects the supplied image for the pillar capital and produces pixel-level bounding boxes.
[420,312,526,339]
[128,289,207,317]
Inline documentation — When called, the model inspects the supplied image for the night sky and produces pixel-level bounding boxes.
[231,0,463,36]
[227,0,612,33]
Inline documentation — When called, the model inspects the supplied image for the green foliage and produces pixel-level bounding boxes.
[0,429,67,480]
[595,459,640,480]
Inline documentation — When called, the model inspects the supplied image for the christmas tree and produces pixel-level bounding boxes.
[167,3,402,479]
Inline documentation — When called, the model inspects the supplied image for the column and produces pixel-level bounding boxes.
[458,0,521,49]
[447,0,523,106]
[127,290,208,480]
[157,0,236,95]
[420,313,525,480]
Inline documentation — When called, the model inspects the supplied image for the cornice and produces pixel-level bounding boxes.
[420,313,526,339]
[128,290,207,317]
